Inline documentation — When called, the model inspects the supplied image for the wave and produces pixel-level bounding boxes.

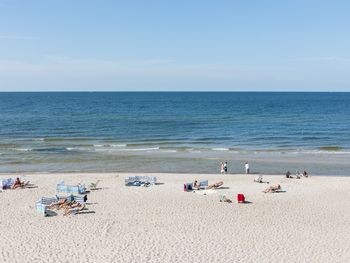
[159,146,193,151]
[43,137,94,142]
[120,147,160,151]
[126,141,182,147]
[94,144,126,148]
[94,147,160,152]
[212,148,230,151]
[16,148,32,152]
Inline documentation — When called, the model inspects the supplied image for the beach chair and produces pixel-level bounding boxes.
[56,181,86,194]
[149,177,157,185]
[254,175,263,183]
[90,180,100,190]
[199,180,208,189]
[219,194,226,202]
[125,176,157,186]
[237,194,245,203]
[0,178,15,190]
[184,183,193,192]
[36,196,61,216]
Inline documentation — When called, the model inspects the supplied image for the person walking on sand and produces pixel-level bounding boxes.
[224,162,228,174]
[245,162,250,174]
[220,162,225,174]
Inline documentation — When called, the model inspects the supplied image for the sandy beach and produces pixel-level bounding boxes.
[1,172,350,263]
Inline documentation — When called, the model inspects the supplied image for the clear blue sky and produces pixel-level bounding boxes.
[0,0,349,91]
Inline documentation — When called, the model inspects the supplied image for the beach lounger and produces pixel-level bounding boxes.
[184,183,193,191]
[254,175,263,183]
[219,194,226,202]
[199,180,208,189]
[56,181,86,194]
[125,176,157,186]
[0,178,15,190]
[184,180,208,192]
[90,180,100,190]
[36,196,61,216]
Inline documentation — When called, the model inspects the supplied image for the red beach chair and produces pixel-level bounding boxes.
[237,194,245,203]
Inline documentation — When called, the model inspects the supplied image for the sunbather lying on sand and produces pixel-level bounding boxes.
[263,184,281,193]
[64,204,86,216]
[254,175,263,183]
[12,177,30,189]
[207,181,224,189]
[47,198,68,209]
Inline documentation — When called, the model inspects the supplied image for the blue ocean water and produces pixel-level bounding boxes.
[0,92,350,174]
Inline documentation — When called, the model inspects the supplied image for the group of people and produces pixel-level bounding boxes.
[220,162,228,174]
[192,180,224,190]
[47,196,87,216]
[220,162,250,174]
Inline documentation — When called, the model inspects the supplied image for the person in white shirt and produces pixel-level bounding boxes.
[245,162,250,174]
[220,162,224,174]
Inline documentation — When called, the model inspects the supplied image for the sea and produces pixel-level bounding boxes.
[0,92,350,175]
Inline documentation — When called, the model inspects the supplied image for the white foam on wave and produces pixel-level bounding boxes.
[212,148,229,151]
[16,148,32,152]
[111,144,126,147]
[128,147,160,151]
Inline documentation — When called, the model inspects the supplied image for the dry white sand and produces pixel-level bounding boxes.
[0,172,350,263]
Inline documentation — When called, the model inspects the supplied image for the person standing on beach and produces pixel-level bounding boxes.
[245,162,250,174]
[224,162,228,174]
[220,162,225,174]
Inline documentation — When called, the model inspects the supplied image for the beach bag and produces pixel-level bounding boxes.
[237,194,245,203]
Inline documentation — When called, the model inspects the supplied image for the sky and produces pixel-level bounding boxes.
[0,0,349,91]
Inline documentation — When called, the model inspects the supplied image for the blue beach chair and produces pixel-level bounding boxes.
[0,178,15,190]
[199,180,208,189]
[124,176,157,186]
[56,181,86,194]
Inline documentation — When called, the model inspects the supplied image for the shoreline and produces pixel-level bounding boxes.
[2,171,350,178]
